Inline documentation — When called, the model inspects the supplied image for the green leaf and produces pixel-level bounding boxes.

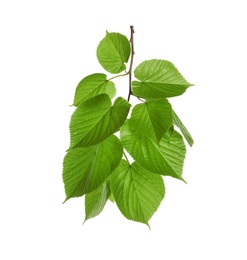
[108,192,115,202]
[120,120,186,181]
[132,59,193,98]
[84,181,111,222]
[111,160,165,226]
[73,73,116,106]
[69,94,131,149]
[63,135,123,202]
[97,32,131,74]
[173,110,194,147]
[131,99,173,142]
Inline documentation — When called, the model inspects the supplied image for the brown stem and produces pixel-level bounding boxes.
[127,25,135,102]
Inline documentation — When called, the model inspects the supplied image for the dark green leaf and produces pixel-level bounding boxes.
[130,99,173,142]
[97,32,131,74]
[69,94,131,149]
[173,110,194,147]
[132,59,193,98]
[111,160,165,226]
[63,135,123,202]
[84,181,111,222]
[120,120,186,181]
[73,73,116,106]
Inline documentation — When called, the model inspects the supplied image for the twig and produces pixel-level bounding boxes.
[127,26,135,102]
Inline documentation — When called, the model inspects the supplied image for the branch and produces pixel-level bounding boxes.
[127,25,135,102]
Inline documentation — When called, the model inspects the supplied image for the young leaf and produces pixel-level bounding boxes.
[131,98,173,142]
[132,59,193,98]
[120,120,186,181]
[111,160,165,226]
[69,94,131,149]
[97,32,131,74]
[73,73,116,106]
[173,110,194,147]
[63,135,123,202]
[84,181,111,222]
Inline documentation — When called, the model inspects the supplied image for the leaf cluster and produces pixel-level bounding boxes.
[62,28,194,227]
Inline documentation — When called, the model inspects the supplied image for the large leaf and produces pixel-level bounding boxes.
[97,32,131,74]
[69,94,130,149]
[73,73,116,106]
[173,110,194,147]
[132,59,193,98]
[120,120,186,181]
[63,135,123,202]
[84,181,111,222]
[131,99,172,142]
[111,160,165,226]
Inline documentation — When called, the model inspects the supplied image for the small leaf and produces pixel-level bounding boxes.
[73,73,116,106]
[120,120,186,181]
[97,32,131,74]
[131,99,173,142]
[111,160,165,226]
[63,135,123,202]
[84,181,111,222]
[69,94,131,149]
[132,59,193,98]
[173,110,194,147]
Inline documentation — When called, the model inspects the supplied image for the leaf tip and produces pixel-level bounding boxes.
[62,197,68,204]
[181,177,187,184]
[146,222,151,230]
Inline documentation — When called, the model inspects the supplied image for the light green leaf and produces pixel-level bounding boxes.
[173,110,194,147]
[97,32,131,74]
[131,99,173,142]
[63,135,123,202]
[108,193,115,202]
[120,120,186,181]
[73,73,116,106]
[84,181,111,222]
[111,160,165,226]
[132,59,193,98]
[69,94,130,149]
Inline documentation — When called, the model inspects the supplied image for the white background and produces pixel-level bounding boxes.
[1,0,247,259]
